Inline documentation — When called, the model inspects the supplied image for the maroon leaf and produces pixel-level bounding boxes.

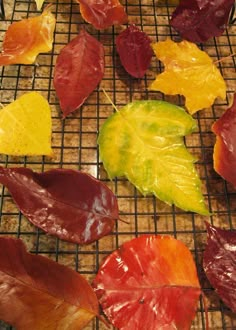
[0,167,118,244]
[93,235,201,329]
[53,30,105,117]
[116,25,153,78]
[170,0,235,43]
[0,237,99,329]
[212,94,236,187]
[203,222,236,312]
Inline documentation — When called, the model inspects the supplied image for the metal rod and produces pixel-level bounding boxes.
[0,0,5,20]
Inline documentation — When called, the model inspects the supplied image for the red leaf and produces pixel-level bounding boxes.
[53,30,104,117]
[0,237,99,329]
[170,0,235,43]
[92,235,201,329]
[77,0,128,30]
[203,222,236,312]
[212,94,236,186]
[116,25,153,78]
[0,167,118,244]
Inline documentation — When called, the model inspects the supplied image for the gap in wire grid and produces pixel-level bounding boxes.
[0,0,236,329]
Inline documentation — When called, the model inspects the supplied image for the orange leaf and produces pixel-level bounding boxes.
[0,6,56,65]
[149,39,226,114]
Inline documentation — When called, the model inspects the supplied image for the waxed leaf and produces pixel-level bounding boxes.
[0,6,55,65]
[170,0,235,43]
[212,94,236,187]
[54,30,105,117]
[116,25,153,78]
[203,222,236,312]
[98,100,209,215]
[0,237,99,329]
[149,39,226,114]
[77,0,128,30]
[0,167,118,244]
[0,92,52,156]
[93,234,201,329]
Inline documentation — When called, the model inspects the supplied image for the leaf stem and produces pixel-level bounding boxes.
[214,52,236,64]
[101,88,119,112]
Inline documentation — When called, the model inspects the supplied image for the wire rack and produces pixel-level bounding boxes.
[0,0,236,329]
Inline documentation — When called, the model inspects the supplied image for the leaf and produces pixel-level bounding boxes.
[77,0,128,30]
[170,0,235,43]
[0,6,56,65]
[35,0,45,10]
[0,92,52,156]
[212,94,236,187]
[92,234,201,329]
[149,39,226,114]
[54,30,105,117]
[0,237,99,329]
[98,100,209,215]
[0,167,118,244]
[116,24,153,78]
[203,222,236,313]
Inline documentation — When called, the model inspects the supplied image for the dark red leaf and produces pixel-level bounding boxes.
[77,0,128,30]
[0,167,118,244]
[0,237,99,329]
[203,222,236,312]
[212,94,236,187]
[116,25,153,78]
[93,235,201,329]
[53,30,104,117]
[170,0,235,43]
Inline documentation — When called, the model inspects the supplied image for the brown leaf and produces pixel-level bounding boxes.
[0,237,99,330]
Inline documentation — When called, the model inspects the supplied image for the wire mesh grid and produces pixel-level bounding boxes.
[0,0,236,329]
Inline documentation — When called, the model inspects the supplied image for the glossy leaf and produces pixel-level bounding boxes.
[0,167,118,244]
[170,0,235,43]
[116,24,153,78]
[0,237,99,329]
[0,6,55,65]
[54,30,105,117]
[203,222,236,312]
[93,234,201,329]
[149,39,226,114]
[0,92,52,156]
[212,94,236,186]
[98,100,209,215]
[77,0,128,30]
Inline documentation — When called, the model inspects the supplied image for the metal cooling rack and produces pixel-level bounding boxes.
[0,0,236,329]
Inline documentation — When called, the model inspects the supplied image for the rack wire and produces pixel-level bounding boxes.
[0,0,236,329]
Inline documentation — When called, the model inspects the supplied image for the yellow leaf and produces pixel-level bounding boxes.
[0,92,53,156]
[35,0,45,10]
[149,39,226,114]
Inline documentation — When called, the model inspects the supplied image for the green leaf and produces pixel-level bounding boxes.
[98,100,209,215]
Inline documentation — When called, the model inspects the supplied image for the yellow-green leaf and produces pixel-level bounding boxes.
[149,39,226,114]
[98,100,209,215]
[0,92,53,156]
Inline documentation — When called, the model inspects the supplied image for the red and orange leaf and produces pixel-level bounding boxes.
[0,6,56,66]
[212,94,236,186]
[93,235,201,330]
[77,0,128,30]
[0,237,99,330]
[54,30,105,117]
[0,167,118,244]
